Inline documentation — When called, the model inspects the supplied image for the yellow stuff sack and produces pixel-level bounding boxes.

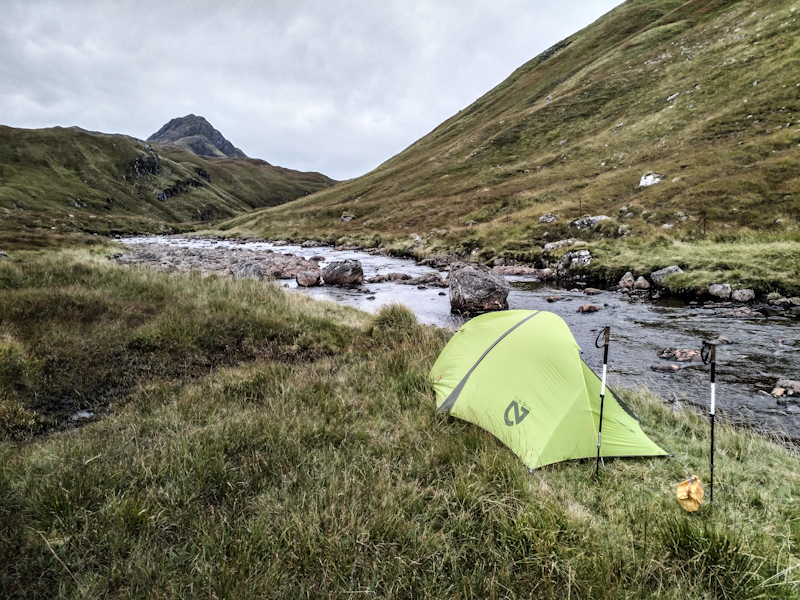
[676,476,704,512]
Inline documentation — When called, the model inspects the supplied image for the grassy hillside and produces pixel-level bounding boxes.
[223,0,800,291]
[1,247,800,598]
[0,125,335,249]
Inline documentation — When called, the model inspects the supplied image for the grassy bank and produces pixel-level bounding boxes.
[2,249,800,598]
[215,223,800,297]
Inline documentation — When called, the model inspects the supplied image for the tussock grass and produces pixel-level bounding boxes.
[0,247,364,431]
[1,250,800,598]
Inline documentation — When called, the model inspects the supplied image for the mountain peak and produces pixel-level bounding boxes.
[147,114,247,159]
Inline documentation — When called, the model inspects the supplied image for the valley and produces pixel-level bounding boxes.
[3,0,800,597]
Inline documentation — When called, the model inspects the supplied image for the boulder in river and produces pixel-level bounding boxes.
[296,270,321,287]
[577,304,599,313]
[401,272,448,288]
[539,268,556,281]
[772,379,800,397]
[619,271,635,288]
[634,276,651,290]
[708,283,731,299]
[715,306,764,319]
[651,364,679,372]
[650,265,683,284]
[322,259,363,286]
[584,288,602,295]
[448,264,509,315]
[659,348,701,362]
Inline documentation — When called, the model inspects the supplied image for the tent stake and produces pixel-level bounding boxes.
[595,326,610,483]
[702,342,717,502]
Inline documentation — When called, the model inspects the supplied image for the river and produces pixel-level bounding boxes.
[121,236,800,440]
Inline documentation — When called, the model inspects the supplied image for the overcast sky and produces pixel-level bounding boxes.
[1,0,622,180]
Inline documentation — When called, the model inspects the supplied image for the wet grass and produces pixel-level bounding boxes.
[1,248,800,598]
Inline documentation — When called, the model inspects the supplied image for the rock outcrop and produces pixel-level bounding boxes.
[449,265,509,315]
[147,114,248,158]
[560,249,591,272]
[570,216,611,230]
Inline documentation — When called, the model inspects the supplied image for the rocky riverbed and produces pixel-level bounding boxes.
[115,240,321,280]
[118,236,800,441]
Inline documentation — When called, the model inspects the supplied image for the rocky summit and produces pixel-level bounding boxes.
[147,114,248,159]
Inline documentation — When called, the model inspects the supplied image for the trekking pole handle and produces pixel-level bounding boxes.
[595,326,610,349]
[701,341,716,365]
[702,342,716,415]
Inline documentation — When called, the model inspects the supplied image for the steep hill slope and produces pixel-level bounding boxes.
[0,125,335,246]
[147,114,248,158]
[224,0,800,289]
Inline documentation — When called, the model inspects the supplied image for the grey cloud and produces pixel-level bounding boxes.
[1,0,622,179]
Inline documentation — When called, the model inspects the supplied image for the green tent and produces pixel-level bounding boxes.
[431,310,666,470]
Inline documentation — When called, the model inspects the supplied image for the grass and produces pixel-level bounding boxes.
[2,247,800,598]
[588,232,800,294]
[220,0,800,294]
[0,245,363,433]
[0,124,335,236]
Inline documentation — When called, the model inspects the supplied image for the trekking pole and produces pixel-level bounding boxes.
[595,326,610,482]
[701,342,717,501]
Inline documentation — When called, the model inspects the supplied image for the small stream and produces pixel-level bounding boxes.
[122,236,800,439]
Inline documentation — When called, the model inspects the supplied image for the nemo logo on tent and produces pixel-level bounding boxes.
[504,400,530,426]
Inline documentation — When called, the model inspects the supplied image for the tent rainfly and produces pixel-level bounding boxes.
[430,310,666,470]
